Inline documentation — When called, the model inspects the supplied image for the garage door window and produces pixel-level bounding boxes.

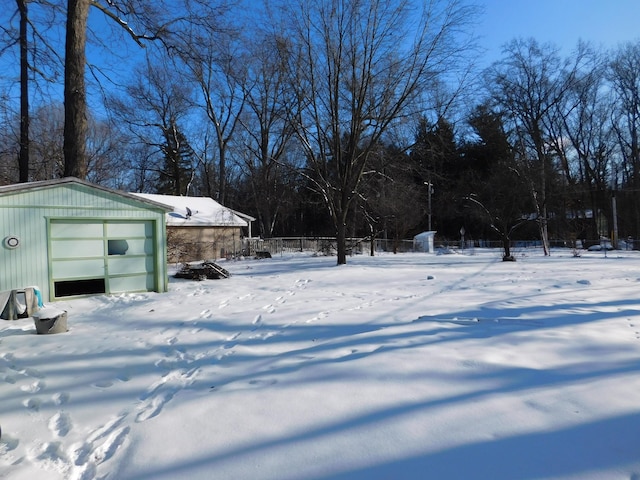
[108,239,129,255]
[54,278,106,297]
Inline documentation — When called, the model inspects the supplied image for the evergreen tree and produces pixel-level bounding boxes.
[410,116,463,238]
[157,122,195,196]
[462,104,533,259]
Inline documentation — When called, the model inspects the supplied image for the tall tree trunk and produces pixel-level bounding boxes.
[219,149,226,205]
[63,0,89,179]
[336,219,347,265]
[17,0,29,183]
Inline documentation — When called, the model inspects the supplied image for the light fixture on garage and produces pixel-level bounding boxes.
[3,235,20,249]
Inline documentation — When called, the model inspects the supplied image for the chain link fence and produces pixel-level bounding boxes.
[238,236,637,257]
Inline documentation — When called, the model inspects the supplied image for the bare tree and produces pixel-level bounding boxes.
[282,0,477,264]
[30,103,65,180]
[27,101,126,184]
[17,0,29,182]
[176,19,244,204]
[609,42,640,237]
[107,53,196,195]
[487,38,583,255]
[1,1,63,182]
[235,31,299,237]
[553,43,613,241]
[0,88,19,184]
[359,143,422,255]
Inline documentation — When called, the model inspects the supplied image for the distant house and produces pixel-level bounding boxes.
[133,193,254,263]
[0,178,171,302]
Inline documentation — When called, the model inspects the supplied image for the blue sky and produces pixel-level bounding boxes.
[3,1,640,111]
[477,0,640,64]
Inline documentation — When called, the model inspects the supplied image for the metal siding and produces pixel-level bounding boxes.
[1,182,168,301]
[0,205,49,299]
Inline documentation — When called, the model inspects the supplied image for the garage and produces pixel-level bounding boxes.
[49,219,157,298]
[0,177,171,302]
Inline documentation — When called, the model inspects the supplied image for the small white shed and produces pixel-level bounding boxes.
[413,231,437,253]
[0,177,172,302]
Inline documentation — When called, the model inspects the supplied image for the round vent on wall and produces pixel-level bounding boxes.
[4,235,20,249]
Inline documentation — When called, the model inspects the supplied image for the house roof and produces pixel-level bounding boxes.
[132,193,249,227]
[0,177,173,212]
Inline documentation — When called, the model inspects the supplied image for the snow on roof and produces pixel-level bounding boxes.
[0,177,173,212]
[132,193,248,227]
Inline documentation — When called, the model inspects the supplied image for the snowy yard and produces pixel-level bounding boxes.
[1,249,640,479]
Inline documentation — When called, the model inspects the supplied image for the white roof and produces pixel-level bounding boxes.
[413,231,436,240]
[132,193,248,227]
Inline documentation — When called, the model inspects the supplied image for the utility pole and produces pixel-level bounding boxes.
[424,181,434,231]
[612,190,619,249]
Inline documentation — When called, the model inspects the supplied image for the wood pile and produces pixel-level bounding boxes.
[174,261,230,280]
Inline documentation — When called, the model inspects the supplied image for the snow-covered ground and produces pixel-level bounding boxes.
[1,248,640,480]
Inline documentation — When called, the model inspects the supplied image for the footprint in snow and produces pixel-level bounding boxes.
[52,392,70,405]
[23,397,42,411]
[69,461,97,480]
[0,352,15,362]
[48,412,72,437]
[251,331,278,341]
[35,441,67,463]
[215,351,235,362]
[22,368,45,379]
[306,311,329,323]
[20,380,45,393]
[0,433,19,452]
[187,288,206,297]
[90,426,130,465]
[248,379,277,387]
[136,368,199,423]
[225,331,241,344]
[71,413,130,472]
[136,391,175,423]
[91,380,114,389]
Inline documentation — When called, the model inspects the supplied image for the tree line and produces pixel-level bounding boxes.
[1,1,639,262]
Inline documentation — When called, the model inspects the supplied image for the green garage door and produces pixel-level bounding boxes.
[50,220,157,298]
